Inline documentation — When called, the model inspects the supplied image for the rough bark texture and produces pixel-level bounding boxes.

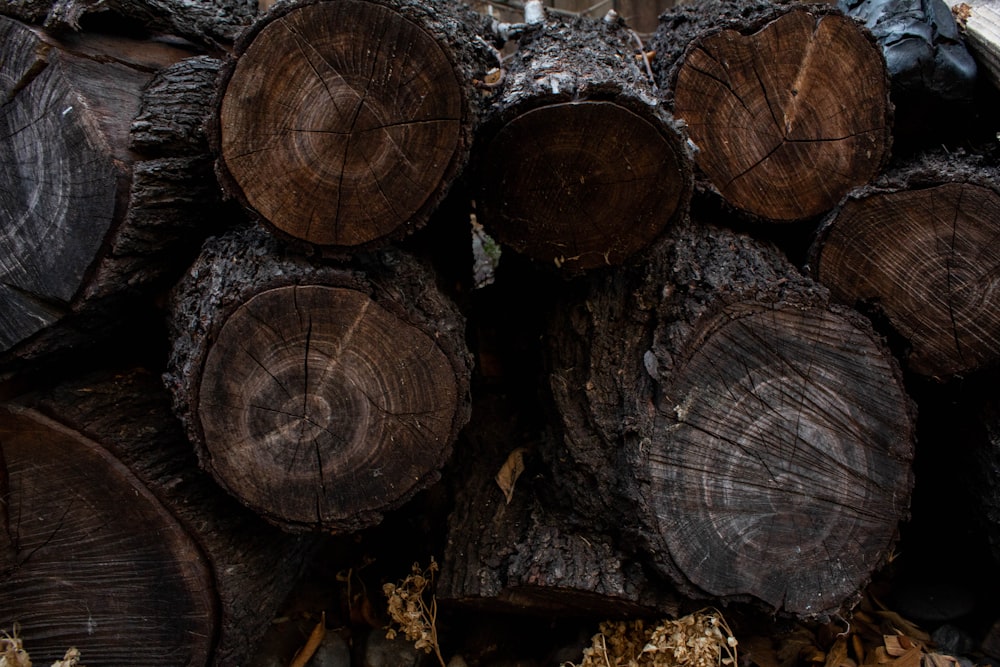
[164,226,473,533]
[473,14,693,270]
[212,0,502,252]
[546,221,915,618]
[810,150,1000,379]
[0,20,224,370]
[0,0,257,44]
[649,0,893,222]
[1,369,315,667]
[438,389,679,616]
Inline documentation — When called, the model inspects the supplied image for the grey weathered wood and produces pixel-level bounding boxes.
[0,19,225,370]
[546,221,915,618]
[0,0,256,44]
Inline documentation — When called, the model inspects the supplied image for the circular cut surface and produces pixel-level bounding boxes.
[198,285,459,529]
[649,304,912,615]
[0,407,216,666]
[220,0,462,246]
[0,51,119,351]
[478,101,688,269]
[673,10,889,220]
[817,183,1000,377]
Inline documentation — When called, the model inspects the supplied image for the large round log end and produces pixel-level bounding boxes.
[477,100,690,270]
[198,283,463,532]
[648,302,914,616]
[672,9,892,221]
[217,0,464,248]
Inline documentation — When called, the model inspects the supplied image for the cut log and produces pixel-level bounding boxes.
[547,222,915,617]
[438,389,679,616]
[649,0,893,222]
[0,0,256,44]
[472,13,693,270]
[212,0,501,250]
[164,226,473,533]
[0,19,223,369]
[810,151,1000,379]
[1,369,315,666]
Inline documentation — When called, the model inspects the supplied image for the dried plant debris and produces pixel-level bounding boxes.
[566,609,739,667]
[384,558,446,667]
[1,628,85,667]
[745,591,979,667]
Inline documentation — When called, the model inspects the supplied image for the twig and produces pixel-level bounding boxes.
[288,612,326,667]
[630,29,657,90]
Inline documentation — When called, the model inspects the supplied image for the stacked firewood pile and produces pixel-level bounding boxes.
[1,0,999,664]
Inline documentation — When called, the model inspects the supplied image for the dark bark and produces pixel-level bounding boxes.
[1,369,315,667]
[164,226,473,533]
[0,0,256,44]
[211,0,502,252]
[472,14,692,270]
[649,0,893,222]
[438,390,679,616]
[0,20,225,370]
[546,221,915,618]
[810,149,1000,379]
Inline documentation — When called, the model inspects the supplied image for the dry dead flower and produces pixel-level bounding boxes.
[1,627,84,667]
[565,609,739,667]
[383,558,446,667]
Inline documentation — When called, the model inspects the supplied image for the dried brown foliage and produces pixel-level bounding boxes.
[566,609,739,667]
[383,558,446,667]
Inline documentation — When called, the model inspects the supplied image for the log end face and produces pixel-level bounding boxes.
[645,304,914,617]
[197,284,467,532]
[817,182,1000,379]
[673,10,892,221]
[217,0,466,249]
[477,100,691,270]
[0,406,217,665]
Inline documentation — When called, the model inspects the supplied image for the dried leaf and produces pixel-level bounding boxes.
[922,653,961,667]
[288,613,325,667]
[495,447,528,505]
[888,646,923,667]
[825,637,855,667]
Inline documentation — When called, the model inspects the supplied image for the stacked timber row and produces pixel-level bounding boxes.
[649,0,894,223]
[472,12,693,270]
[0,0,997,660]
[0,17,225,368]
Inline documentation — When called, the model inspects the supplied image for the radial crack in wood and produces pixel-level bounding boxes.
[652,302,914,615]
[0,405,217,666]
[547,223,914,618]
[166,227,472,533]
[659,4,892,221]
[814,176,1000,378]
[199,285,459,528]
[216,0,496,249]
